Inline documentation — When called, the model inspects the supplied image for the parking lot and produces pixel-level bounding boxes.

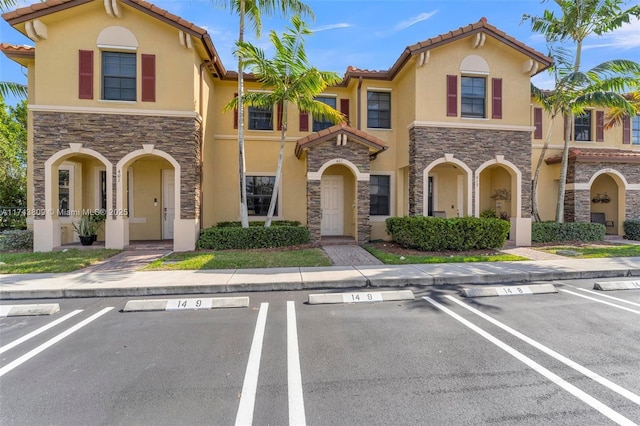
[1,277,639,425]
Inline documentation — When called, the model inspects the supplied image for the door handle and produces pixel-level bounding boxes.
[164,207,167,220]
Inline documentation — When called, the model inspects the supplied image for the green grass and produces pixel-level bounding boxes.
[364,246,527,264]
[538,244,640,258]
[0,249,121,273]
[144,248,332,270]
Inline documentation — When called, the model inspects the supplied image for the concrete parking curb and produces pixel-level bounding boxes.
[123,296,250,312]
[308,290,414,305]
[593,280,640,291]
[461,284,558,298]
[0,303,60,316]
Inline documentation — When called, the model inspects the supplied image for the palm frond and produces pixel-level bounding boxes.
[0,82,28,99]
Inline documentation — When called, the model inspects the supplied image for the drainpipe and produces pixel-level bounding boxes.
[198,61,206,230]
[357,76,363,130]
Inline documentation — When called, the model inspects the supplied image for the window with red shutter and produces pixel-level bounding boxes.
[596,111,604,142]
[491,78,502,119]
[79,50,94,99]
[277,102,283,130]
[446,75,457,117]
[340,99,350,124]
[299,111,309,132]
[233,93,238,129]
[141,54,155,102]
[534,107,543,139]
[623,117,631,144]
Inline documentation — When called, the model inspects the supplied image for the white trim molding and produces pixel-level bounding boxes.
[308,158,370,182]
[28,104,199,119]
[423,154,473,217]
[410,121,535,133]
[474,155,523,219]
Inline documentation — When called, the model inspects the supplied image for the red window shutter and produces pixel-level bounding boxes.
[446,75,457,117]
[277,102,283,130]
[491,78,502,119]
[534,107,543,139]
[233,93,238,129]
[141,54,156,102]
[78,50,93,99]
[340,99,350,123]
[622,117,631,144]
[299,111,309,132]
[596,110,604,142]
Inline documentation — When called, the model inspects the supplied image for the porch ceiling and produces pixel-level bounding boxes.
[545,148,640,165]
[294,124,388,159]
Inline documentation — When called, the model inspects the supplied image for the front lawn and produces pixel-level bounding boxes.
[365,243,526,264]
[536,244,640,258]
[0,249,121,273]
[144,247,331,270]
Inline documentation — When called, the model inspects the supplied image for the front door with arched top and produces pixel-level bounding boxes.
[321,174,343,235]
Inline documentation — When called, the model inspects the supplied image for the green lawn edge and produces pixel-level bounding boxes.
[0,249,121,274]
[364,245,527,264]
[536,244,640,259]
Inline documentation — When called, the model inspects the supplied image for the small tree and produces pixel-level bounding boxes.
[224,16,345,227]
[0,99,27,207]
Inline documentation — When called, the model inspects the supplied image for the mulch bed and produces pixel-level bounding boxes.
[366,241,500,257]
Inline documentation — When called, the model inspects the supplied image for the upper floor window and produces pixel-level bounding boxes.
[632,115,640,145]
[367,91,391,129]
[370,175,390,216]
[575,110,592,141]
[313,97,337,132]
[461,76,485,118]
[102,52,136,101]
[246,175,278,216]
[249,106,273,131]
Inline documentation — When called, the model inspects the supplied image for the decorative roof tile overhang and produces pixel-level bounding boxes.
[545,148,640,165]
[1,0,226,77]
[0,43,34,66]
[295,124,388,159]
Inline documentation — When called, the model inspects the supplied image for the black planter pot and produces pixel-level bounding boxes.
[91,234,97,242]
[79,235,94,246]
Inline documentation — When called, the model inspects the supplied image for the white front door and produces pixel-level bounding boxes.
[321,175,343,235]
[162,169,175,239]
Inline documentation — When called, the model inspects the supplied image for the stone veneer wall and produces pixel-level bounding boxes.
[564,160,640,222]
[32,112,201,219]
[409,126,532,217]
[306,140,371,244]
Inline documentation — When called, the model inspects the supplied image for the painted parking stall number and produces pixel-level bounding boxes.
[166,298,213,310]
[342,292,384,303]
[496,286,533,296]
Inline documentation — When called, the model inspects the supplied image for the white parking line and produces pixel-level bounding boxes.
[0,307,113,378]
[423,297,636,426]
[0,310,83,355]
[235,302,269,426]
[287,301,306,426]
[445,295,640,406]
[560,290,640,315]
[567,286,640,308]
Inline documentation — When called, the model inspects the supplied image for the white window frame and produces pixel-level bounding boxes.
[369,171,395,222]
[94,166,107,211]
[366,89,392,130]
[245,173,283,220]
[574,109,594,143]
[58,163,75,224]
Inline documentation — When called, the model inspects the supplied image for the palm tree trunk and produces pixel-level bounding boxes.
[265,101,287,227]
[555,113,572,223]
[531,115,556,222]
[238,0,249,228]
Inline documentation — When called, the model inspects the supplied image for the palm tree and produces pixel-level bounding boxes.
[524,0,640,222]
[214,0,313,228]
[0,0,28,99]
[224,16,344,227]
[604,90,640,129]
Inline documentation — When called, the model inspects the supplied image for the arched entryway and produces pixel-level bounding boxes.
[589,170,626,236]
[423,154,472,218]
[320,164,357,238]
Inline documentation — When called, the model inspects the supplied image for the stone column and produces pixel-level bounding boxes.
[356,181,371,244]
[307,181,321,244]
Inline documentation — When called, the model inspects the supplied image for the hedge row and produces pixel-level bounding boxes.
[0,229,33,251]
[197,225,309,250]
[623,219,640,241]
[386,216,510,251]
[531,221,604,243]
[215,220,301,228]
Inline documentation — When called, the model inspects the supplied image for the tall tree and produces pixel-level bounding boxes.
[224,16,344,227]
[214,0,313,227]
[0,98,27,207]
[0,0,28,98]
[524,0,640,222]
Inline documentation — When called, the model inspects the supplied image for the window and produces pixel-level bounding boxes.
[633,115,640,145]
[246,176,278,216]
[102,52,136,101]
[370,175,390,216]
[575,110,592,141]
[313,97,337,132]
[461,76,486,118]
[99,170,107,210]
[367,91,391,129]
[58,167,73,217]
[248,107,273,130]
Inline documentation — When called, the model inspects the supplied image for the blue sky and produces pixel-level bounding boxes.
[1,0,639,106]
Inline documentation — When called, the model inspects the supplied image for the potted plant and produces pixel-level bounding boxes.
[88,211,106,242]
[72,216,96,246]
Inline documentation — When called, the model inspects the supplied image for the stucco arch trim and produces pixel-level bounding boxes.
[460,54,490,74]
[474,155,522,218]
[308,158,370,181]
[97,26,139,49]
[423,154,473,216]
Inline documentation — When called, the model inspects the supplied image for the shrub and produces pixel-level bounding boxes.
[215,220,301,228]
[623,219,640,241]
[197,225,309,249]
[480,208,497,219]
[385,216,510,251]
[531,221,605,243]
[0,229,33,251]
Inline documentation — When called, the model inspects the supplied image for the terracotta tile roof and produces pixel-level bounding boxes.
[0,42,35,59]
[545,148,640,165]
[295,123,388,158]
[341,17,553,85]
[2,0,226,77]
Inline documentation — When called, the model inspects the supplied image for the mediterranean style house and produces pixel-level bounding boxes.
[2,0,639,252]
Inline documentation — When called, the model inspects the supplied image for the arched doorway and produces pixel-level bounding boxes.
[477,165,515,219]
[320,164,356,238]
[423,155,472,218]
[589,172,625,235]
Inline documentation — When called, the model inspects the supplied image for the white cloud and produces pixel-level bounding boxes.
[531,73,555,90]
[312,23,352,33]
[393,11,438,32]
[583,17,640,50]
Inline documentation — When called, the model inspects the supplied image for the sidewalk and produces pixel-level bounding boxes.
[1,247,639,299]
